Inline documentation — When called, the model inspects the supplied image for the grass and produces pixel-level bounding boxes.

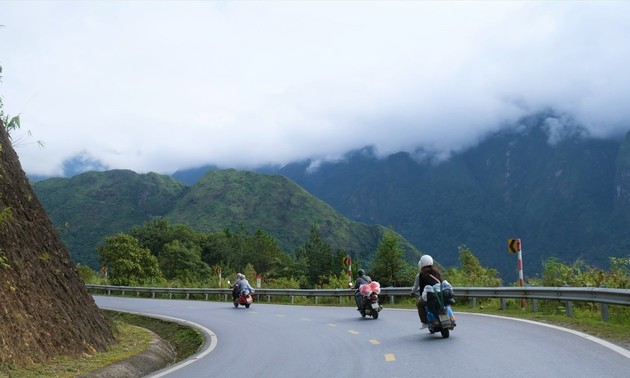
[0,310,204,378]
[0,321,151,378]
[102,310,204,363]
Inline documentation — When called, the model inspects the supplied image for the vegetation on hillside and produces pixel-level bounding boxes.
[269,118,630,278]
[81,218,419,288]
[32,169,420,272]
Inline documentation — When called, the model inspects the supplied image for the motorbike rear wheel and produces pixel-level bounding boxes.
[233,302,239,308]
[440,329,450,338]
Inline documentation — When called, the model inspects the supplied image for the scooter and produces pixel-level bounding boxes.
[423,281,456,338]
[357,281,383,319]
[232,284,254,308]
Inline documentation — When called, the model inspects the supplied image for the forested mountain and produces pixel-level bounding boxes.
[33,169,419,270]
[174,116,630,280]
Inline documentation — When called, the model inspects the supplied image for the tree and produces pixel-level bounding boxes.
[130,218,198,257]
[444,245,502,287]
[370,229,415,286]
[97,233,164,286]
[248,229,284,275]
[296,224,344,287]
[159,240,211,284]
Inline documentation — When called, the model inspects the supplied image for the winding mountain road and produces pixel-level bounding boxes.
[94,296,630,378]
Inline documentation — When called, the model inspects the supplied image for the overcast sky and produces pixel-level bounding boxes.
[1,1,629,177]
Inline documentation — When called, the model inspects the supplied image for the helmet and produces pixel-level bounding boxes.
[237,273,244,279]
[358,269,365,277]
[418,255,434,269]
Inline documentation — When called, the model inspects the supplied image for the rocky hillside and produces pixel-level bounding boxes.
[0,121,114,366]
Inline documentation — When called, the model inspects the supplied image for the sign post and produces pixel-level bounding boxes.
[216,266,222,288]
[508,238,525,309]
[343,255,352,284]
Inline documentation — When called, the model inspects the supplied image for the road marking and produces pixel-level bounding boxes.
[384,353,396,362]
[468,313,630,360]
[369,339,380,345]
[301,318,312,321]
[275,314,286,317]
[327,323,336,327]
[101,307,218,378]
[348,329,359,335]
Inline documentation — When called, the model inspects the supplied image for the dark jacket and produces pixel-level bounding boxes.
[353,275,372,290]
[411,269,441,296]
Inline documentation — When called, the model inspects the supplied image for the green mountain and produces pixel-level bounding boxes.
[33,169,419,270]
[268,117,630,279]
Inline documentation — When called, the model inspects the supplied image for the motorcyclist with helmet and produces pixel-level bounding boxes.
[232,273,254,302]
[411,255,442,329]
[353,269,372,310]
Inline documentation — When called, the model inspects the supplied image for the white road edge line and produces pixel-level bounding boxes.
[467,312,630,359]
[387,308,630,359]
[100,307,218,377]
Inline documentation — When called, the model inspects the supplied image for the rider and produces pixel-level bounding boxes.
[411,255,442,329]
[353,269,372,310]
[232,273,254,301]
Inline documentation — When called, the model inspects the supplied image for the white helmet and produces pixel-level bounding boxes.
[418,255,434,269]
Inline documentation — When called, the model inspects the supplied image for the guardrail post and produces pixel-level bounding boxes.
[532,298,538,312]
[501,298,507,310]
[315,296,318,305]
[107,289,111,295]
[565,301,573,317]
[122,290,126,296]
[186,293,190,300]
[267,295,270,303]
[471,297,477,308]
[601,303,609,322]
[389,295,394,304]
[291,295,294,304]
[338,296,342,304]
[152,292,155,299]
[169,293,172,299]
[205,294,208,301]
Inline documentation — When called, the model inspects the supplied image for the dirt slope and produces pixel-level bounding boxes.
[0,121,115,366]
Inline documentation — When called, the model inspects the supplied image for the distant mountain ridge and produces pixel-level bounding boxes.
[172,115,630,279]
[33,169,419,270]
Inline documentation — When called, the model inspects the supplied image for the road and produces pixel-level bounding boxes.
[94,296,630,378]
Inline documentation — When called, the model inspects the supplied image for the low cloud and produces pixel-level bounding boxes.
[2,1,629,176]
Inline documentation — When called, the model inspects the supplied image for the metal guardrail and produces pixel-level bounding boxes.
[86,284,630,321]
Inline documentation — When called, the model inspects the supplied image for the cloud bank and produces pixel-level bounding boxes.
[1,1,629,176]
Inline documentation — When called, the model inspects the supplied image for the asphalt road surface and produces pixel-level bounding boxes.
[94,296,630,378]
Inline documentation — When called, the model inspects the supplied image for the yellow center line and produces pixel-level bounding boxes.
[327,323,337,327]
[384,353,396,362]
[369,339,380,345]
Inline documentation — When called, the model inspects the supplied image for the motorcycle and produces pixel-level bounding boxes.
[423,281,456,338]
[357,281,383,319]
[232,284,254,308]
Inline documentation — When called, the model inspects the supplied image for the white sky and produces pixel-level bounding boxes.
[1,1,629,176]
